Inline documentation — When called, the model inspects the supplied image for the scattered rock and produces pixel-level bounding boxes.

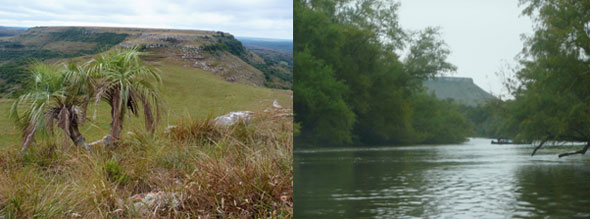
[131,191,179,215]
[214,111,253,126]
[165,125,178,133]
[89,136,108,146]
[276,113,294,118]
[272,99,282,109]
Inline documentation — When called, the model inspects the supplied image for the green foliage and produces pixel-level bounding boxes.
[0,27,129,94]
[10,62,90,150]
[104,160,129,183]
[411,93,472,143]
[458,99,512,138]
[50,27,128,49]
[295,0,466,146]
[0,41,24,49]
[0,59,30,95]
[201,32,246,56]
[405,27,457,80]
[87,48,163,144]
[506,0,590,145]
[0,49,64,62]
[294,50,354,145]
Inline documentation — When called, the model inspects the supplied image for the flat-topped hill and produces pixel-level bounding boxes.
[423,76,496,106]
[0,26,292,94]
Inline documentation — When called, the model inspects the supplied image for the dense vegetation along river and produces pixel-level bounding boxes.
[294,138,590,218]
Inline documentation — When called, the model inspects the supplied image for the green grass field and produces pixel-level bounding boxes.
[1,63,292,148]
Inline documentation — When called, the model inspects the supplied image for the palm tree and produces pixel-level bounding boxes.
[86,48,162,146]
[10,62,91,151]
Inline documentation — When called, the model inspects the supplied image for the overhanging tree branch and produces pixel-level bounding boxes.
[558,143,590,158]
[531,137,549,156]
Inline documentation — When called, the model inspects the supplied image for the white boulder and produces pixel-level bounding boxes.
[272,99,282,108]
[214,111,253,125]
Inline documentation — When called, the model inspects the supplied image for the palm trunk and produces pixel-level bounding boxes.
[69,122,90,150]
[106,92,124,147]
[106,118,123,147]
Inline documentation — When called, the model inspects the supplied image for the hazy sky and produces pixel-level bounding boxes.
[0,0,293,39]
[398,0,534,97]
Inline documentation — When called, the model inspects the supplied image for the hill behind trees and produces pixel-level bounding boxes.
[423,77,496,106]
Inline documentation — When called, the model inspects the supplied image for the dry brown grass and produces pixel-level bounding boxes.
[0,110,292,218]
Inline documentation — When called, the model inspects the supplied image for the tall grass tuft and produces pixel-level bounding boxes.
[0,110,293,218]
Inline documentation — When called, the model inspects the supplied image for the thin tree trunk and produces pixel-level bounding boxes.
[106,118,123,147]
[531,138,549,156]
[106,92,123,147]
[68,122,90,150]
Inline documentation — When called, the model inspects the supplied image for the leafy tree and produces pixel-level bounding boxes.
[511,0,590,156]
[295,0,465,146]
[294,50,355,145]
[458,99,514,139]
[411,93,472,144]
[87,49,162,147]
[404,27,457,82]
[10,62,91,151]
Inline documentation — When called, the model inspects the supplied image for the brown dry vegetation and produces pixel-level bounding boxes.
[0,110,292,218]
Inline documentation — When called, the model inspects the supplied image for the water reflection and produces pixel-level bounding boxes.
[294,138,590,218]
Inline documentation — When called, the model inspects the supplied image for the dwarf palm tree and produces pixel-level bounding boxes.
[86,48,162,146]
[10,62,91,151]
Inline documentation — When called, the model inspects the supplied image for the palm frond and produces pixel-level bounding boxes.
[86,48,164,135]
[11,61,91,150]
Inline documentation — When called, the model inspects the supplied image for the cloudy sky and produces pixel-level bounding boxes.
[398,0,534,98]
[0,0,293,39]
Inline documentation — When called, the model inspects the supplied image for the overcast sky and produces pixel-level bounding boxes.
[398,0,533,97]
[0,0,293,39]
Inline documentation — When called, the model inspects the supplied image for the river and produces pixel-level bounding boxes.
[294,138,590,218]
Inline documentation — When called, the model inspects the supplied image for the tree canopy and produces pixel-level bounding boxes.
[508,0,590,156]
[294,0,469,146]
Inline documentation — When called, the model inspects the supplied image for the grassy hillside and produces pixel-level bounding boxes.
[0,51,293,217]
[0,62,292,147]
[0,26,293,95]
[423,77,496,106]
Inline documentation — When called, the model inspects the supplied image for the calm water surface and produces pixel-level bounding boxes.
[294,138,590,218]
